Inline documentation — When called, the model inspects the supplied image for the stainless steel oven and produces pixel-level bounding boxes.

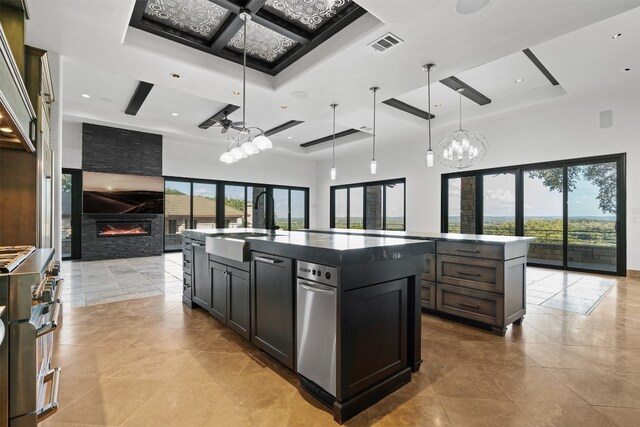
[0,247,62,426]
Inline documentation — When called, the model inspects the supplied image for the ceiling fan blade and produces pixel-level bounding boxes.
[232,121,244,126]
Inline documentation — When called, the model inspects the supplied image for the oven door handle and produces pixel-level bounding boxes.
[53,278,64,302]
[36,300,62,337]
[36,367,61,422]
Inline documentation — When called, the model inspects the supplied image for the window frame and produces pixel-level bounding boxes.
[440,153,627,276]
[163,176,310,251]
[330,177,406,231]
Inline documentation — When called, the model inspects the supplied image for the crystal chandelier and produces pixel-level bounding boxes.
[437,88,487,169]
[220,10,272,164]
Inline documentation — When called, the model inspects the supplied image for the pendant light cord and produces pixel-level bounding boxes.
[242,16,247,129]
[332,104,336,168]
[458,90,463,131]
[372,87,377,161]
[427,68,432,151]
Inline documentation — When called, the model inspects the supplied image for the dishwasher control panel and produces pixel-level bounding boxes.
[297,261,338,287]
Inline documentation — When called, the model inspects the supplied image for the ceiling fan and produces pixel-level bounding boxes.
[212,113,243,134]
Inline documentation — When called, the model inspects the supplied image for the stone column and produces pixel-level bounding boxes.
[460,177,476,234]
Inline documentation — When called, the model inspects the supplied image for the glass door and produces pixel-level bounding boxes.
[523,168,564,267]
[482,172,516,236]
[164,180,191,251]
[61,169,82,259]
[192,182,216,229]
[567,161,618,273]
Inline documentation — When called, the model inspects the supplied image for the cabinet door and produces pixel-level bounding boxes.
[192,243,211,309]
[210,261,227,322]
[227,267,250,340]
[251,253,295,369]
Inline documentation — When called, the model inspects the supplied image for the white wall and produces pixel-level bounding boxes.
[316,86,640,270]
[61,121,82,169]
[163,139,318,226]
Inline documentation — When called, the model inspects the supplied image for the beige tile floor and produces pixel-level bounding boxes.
[45,264,640,426]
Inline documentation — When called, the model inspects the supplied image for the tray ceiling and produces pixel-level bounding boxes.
[130,0,366,75]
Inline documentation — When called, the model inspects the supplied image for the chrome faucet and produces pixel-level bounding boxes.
[254,191,279,234]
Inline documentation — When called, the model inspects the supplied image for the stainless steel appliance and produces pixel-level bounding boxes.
[296,260,338,405]
[0,246,62,426]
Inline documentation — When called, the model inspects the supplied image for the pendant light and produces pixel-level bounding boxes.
[330,103,337,180]
[370,87,379,175]
[423,63,435,167]
[437,88,487,169]
[219,10,272,164]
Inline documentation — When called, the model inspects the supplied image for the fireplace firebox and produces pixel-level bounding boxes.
[96,220,152,237]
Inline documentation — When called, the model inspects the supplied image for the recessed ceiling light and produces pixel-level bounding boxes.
[611,33,623,39]
[280,105,288,109]
[291,90,308,99]
[81,93,90,98]
[232,90,240,96]
[0,126,13,133]
[171,112,179,116]
[622,67,632,72]
[287,136,292,139]
[434,103,443,108]
[100,97,113,103]
[514,78,525,84]
[170,73,180,79]
[455,0,490,15]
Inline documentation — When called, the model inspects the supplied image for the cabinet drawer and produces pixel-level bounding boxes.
[420,280,436,310]
[422,254,436,282]
[436,283,503,326]
[437,241,503,260]
[437,255,503,294]
[183,273,192,298]
[182,244,192,253]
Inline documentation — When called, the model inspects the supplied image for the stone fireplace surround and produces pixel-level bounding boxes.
[81,123,163,260]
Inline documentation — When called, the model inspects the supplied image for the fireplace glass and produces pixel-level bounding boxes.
[96,220,152,237]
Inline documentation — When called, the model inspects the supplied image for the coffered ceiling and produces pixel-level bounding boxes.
[23,0,640,161]
[129,0,366,74]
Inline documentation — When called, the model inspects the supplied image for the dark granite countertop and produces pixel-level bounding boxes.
[182,229,434,266]
[305,228,535,245]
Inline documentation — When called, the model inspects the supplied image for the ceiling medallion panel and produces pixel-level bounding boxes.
[263,0,351,31]
[227,21,297,62]
[144,0,230,39]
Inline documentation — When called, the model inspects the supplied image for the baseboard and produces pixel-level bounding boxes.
[627,270,640,278]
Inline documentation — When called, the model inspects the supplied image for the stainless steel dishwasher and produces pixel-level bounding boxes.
[296,260,338,405]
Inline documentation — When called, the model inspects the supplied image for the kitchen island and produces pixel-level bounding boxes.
[307,229,535,336]
[181,228,434,423]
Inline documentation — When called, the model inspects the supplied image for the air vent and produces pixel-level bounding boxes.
[368,33,403,52]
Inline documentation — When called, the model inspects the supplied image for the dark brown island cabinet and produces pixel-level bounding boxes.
[181,229,434,423]
[307,229,534,336]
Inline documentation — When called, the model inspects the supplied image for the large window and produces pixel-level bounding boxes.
[330,178,406,231]
[441,154,626,275]
[61,168,82,259]
[164,178,309,250]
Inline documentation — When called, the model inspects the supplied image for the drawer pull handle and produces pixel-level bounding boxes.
[458,271,481,278]
[255,256,283,264]
[184,260,191,264]
[458,302,481,309]
[455,248,480,254]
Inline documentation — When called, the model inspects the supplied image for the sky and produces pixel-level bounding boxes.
[449,172,614,218]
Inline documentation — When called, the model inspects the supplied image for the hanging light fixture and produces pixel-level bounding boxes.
[219,10,272,164]
[370,87,379,175]
[423,63,435,167]
[437,88,487,169]
[330,103,337,180]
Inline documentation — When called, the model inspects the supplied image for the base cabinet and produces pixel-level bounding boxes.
[210,260,251,340]
[251,252,295,369]
[192,241,211,309]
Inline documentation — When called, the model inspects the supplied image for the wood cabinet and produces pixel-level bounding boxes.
[209,259,251,340]
[424,241,526,336]
[251,252,295,369]
[192,241,211,309]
